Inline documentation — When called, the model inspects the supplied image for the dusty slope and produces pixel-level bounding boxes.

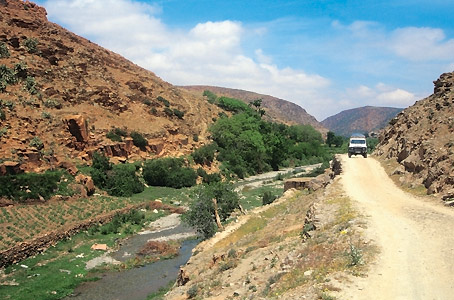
[338,155,454,299]
[0,0,221,169]
[321,106,403,137]
[374,72,454,199]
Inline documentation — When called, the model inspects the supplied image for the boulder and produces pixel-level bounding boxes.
[75,174,95,196]
[57,161,78,176]
[0,161,23,175]
[63,115,89,143]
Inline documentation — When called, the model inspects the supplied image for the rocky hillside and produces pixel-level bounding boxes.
[322,106,403,137]
[181,85,328,134]
[375,72,454,200]
[0,0,223,172]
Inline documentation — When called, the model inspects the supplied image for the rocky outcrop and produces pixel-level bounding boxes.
[0,161,23,175]
[375,72,454,199]
[63,115,89,143]
[75,174,95,196]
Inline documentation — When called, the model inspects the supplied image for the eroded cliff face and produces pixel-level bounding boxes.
[0,0,221,172]
[375,72,454,200]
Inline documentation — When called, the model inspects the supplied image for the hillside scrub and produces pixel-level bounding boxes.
[90,152,144,197]
[209,108,330,178]
[0,170,70,202]
[143,157,197,189]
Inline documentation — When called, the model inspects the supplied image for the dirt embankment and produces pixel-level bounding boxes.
[165,157,370,300]
[336,155,454,299]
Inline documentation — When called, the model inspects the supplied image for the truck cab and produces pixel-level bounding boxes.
[348,134,367,158]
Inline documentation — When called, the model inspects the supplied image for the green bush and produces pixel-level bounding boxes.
[14,62,28,79]
[24,76,37,95]
[193,134,199,142]
[203,90,217,104]
[173,108,184,119]
[143,157,197,188]
[44,98,61,109]
[41,111,51,119]
[192,143,217,165]
[130,131,148,148]
[0,42,10,58]
[197,167,222,184]
[262,191,277,205]
[24,37,39,54]
[143,99,152,106]
[106,130,123,142]
[157,96,170,107]
[163,107,173,117]
[90,152,143,196]
[0,170,62,202]
[0,127,7,138]
[0,108,5,121]
[0,65,17,86]
[217,96,250,113]
[105,164,144,197]
[182,182,239,239]
[29,136,44,150]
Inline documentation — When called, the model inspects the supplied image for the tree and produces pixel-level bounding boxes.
[333,136,344,147]
[182,182,240,240]
[326,131,336,147]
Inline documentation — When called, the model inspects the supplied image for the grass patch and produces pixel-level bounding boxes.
[239,184,283,210]
[0,208,168,300]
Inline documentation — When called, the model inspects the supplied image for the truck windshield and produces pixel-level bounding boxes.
[351,140,366,144]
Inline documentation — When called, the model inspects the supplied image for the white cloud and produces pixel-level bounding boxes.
[390,27,454,61]
[342,83,417,109]
[43,0,331,119]
[41,2,451,120]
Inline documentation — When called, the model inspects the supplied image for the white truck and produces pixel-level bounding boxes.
[348,134,368,158]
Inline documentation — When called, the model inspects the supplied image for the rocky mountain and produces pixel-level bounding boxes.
[321,106,403,137]
[0,0,223,172]
[181,85,328,134]
[374,72,454,200]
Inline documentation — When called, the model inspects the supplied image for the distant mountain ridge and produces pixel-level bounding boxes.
[180,85,328,134]
[321,106,403,136]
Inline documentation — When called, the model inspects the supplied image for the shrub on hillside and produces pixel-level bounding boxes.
[197,167,222,184]
[157,96,170,107]
[105,164,144,197]
[192,143,217,165]
[216,96,250,113]
[24,37,38,54]
[106,130,123,142]
[90,152,144,196]
[0,170,63,202]
[203,90,217,104]
[173,108,184,119]
[130,131,148,148]
[143,157,197,188]
[0,42,10,58]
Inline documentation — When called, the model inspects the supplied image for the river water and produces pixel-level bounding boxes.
[66,220,198,300]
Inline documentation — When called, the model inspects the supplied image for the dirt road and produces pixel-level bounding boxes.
[339,155,454,300]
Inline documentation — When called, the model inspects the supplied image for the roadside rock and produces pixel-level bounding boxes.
[375,71,454,199]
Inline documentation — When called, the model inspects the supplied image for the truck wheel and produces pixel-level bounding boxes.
[348,153,352,158]
[363,153,367,158]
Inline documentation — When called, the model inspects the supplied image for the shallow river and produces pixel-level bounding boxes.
[66,222,197,300]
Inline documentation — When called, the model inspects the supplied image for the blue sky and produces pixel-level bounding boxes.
[36,0,454,120]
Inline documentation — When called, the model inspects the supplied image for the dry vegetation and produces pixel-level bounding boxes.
[165,179,376,300]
